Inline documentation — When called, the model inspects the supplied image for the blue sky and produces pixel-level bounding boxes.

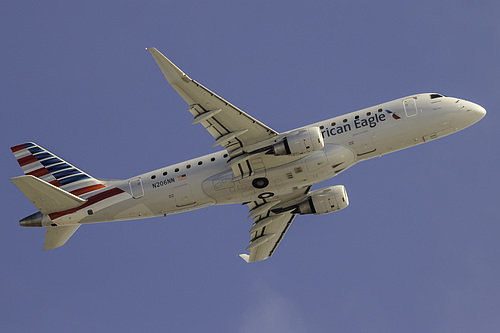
[2,1,499,332]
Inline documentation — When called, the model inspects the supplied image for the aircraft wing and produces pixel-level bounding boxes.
[147,48,279,154]
[239,186,311,263]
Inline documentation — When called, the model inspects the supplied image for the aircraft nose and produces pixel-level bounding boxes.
[467,102,487,123]
[458,100,486,125]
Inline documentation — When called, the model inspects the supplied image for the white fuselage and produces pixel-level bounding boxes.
[45,94,485,227]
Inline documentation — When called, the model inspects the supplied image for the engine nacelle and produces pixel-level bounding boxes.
[297,186,349,215]
[273,127,324,156]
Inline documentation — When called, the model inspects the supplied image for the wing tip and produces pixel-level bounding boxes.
[147,47,191,83]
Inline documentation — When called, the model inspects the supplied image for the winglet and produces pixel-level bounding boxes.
[238,254,250,263]
[146,47,191,84]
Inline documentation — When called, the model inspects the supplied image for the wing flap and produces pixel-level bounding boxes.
[247,213,296,262]
[240,187,312,262]
[11,175,87,215]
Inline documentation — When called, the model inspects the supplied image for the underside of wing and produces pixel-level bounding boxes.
[240,187,311,263]
[244,211,296,263]
[11,175,87,215]
[147,48,322,180]
[147,48,278,154]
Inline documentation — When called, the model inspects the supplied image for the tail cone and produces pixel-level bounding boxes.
[19,212,43,227]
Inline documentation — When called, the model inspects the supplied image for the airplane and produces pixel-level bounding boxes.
[10,48,486,262]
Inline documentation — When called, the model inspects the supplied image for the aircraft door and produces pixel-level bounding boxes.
[403,98,418,117]
[129,178,144,199]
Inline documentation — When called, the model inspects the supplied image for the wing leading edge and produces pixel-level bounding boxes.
[148,48,309,180]
[147,48,279,154]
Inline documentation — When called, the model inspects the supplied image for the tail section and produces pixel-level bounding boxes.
[11,175,87,215]
[44,225,80,250]
[11,142,108,250]
[11,142,106,197]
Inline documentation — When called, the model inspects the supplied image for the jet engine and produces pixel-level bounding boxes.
[272,127,324,156]
[297,185,349,215]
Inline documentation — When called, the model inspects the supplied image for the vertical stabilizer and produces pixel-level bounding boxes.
[11,142,106,197]
[11,142,106,250]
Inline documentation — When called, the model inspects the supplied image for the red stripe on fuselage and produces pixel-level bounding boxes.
[49,187,125,220]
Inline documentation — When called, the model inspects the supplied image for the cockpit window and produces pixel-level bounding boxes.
[430,94,444,99]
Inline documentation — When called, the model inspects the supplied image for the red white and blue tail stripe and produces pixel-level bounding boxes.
[11,142,106,197]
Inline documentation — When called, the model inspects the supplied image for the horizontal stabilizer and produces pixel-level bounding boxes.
[45,225,80,250]
[11,175,87,215]
[238,254,250,263]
